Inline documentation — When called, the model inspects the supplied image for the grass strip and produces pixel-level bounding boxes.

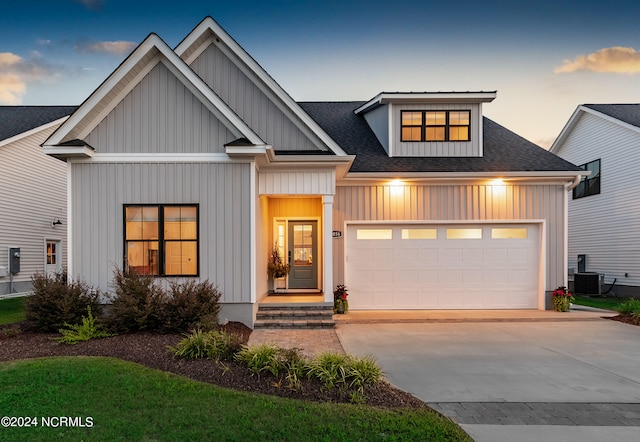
[0,297,26,325]
[0,357,471,441]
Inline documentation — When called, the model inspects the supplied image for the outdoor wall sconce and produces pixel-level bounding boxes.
[52,218,62,226]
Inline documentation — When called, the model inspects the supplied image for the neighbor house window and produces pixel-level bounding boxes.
[401,110,470,142]
[573,159,600,199]
[124,205,198,276]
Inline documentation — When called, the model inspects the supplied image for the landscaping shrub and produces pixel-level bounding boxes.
[171,329,242,360]
[56,306,113,345]
[307,353,383,394]
[105,267,166,333]
[26,271,102,332]
[164,280,222,332]
[617,298,640,315]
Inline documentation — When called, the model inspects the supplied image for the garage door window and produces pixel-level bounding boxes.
[356,229,392,240]
[491,228,527,239]
[446,228,482,239]
[402,228,437,239]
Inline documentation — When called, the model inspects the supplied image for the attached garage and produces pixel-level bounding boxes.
[345,223,542,309]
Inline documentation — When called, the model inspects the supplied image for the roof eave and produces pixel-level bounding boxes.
[355,91,497,114]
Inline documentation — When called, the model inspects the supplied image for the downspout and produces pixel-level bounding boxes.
[565,174,582,191]
[562,173,582,296]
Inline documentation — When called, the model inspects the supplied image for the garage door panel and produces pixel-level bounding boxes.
[346,223,540,309]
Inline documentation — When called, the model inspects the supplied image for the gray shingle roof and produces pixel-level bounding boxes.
[299,101,582,173]
[583,104,640,129]
[0,106,78,142]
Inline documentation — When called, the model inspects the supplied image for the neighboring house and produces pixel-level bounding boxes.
[42,17,583,327]
[0,106,76,296]
[550,104,640,297]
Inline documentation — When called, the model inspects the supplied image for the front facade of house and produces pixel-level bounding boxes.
[551,104,640,296]
[44,18,583,327]
[0,106,76,296]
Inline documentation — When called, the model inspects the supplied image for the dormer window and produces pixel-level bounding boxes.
[401,110,470,142]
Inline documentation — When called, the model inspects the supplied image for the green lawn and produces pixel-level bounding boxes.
[0,357,471,441]
[572,295,627,311]
[0,296,27,325]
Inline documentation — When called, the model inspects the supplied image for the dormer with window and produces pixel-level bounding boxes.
[354,91,496,157]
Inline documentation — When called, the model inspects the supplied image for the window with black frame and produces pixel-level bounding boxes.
[401,110,470,142]
[124,205,198,276]
[573,159,601,199]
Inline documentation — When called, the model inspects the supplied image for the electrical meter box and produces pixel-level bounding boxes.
[9,247,20,274]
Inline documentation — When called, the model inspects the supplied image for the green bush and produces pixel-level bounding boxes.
[171,329,242,360]
[56,306,113,345]
[164,280,222,332]
[26,271,102,332]
[307,353,383,394]
[617,298,640,315]
[105,267,166,333]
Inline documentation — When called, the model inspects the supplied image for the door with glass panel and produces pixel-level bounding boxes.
[45,240,62,275]
[287,221,318,289]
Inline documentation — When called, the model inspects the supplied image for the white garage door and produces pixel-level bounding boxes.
[346,223,540,309]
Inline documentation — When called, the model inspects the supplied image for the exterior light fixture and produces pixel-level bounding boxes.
[52,218,62,226]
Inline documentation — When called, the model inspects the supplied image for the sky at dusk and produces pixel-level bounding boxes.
[1,0,640,147]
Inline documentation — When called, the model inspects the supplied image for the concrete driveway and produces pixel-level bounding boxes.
[336,318,640,442]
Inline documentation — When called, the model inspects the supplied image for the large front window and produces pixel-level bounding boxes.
[401,110,470,142]
[124,205,198,276]
[573,159,601,199]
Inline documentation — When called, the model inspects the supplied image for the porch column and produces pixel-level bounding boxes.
[323,195,334,303]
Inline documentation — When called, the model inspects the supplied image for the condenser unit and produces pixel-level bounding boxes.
[574,272,601,295]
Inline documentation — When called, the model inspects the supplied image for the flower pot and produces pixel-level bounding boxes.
[552,297,571,312]
[336,303,345,314]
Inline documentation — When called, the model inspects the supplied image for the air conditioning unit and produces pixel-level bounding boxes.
[574,272,601,295]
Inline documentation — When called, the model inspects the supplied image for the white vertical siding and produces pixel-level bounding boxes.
[0,124,67,293]
[555,112,640,287]
[258,170,336,195]
[85,62,237,154]
[190,44,324,151]
[391,103,481,157]
[333,183,566,292]
[70,162,252,303]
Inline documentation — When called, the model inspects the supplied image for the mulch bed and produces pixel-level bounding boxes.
[607,314,640,326]
[0,322,426,410]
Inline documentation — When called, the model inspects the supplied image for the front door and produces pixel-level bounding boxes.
[287,221,318,289]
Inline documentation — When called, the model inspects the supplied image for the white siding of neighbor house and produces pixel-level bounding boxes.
[390,103,481,157]
[0,124,67,294]
[333,183,566,292]
[555,112,640,288]
[189,44,325,151]
[85,62,237,154]
[69,162,252,303]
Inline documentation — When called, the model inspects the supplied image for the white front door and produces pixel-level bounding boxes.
[45,240,62,275]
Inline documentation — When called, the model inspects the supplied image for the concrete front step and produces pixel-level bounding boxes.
[254,319,336,329]
[255,304,336,329]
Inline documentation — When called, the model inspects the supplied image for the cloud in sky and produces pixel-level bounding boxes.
[77,40,137,55]
[555,46,640,74]
[0,52,59,104]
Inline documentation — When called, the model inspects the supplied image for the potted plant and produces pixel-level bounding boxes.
[552,286,574,312]
[334,284,349,314]
[267,246,290,291]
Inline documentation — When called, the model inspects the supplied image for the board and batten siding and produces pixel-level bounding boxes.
[333,183,566,291]
[557,112,640,287]
[190,44,324,152]
[70,162,252,303]
[391,103,481,157]
[0,124,67,294]
[259,170,335,195]
[85,62,237,154]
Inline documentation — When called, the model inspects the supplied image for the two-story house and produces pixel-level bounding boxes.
[43,17,583,327]
[551,104,640,297]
